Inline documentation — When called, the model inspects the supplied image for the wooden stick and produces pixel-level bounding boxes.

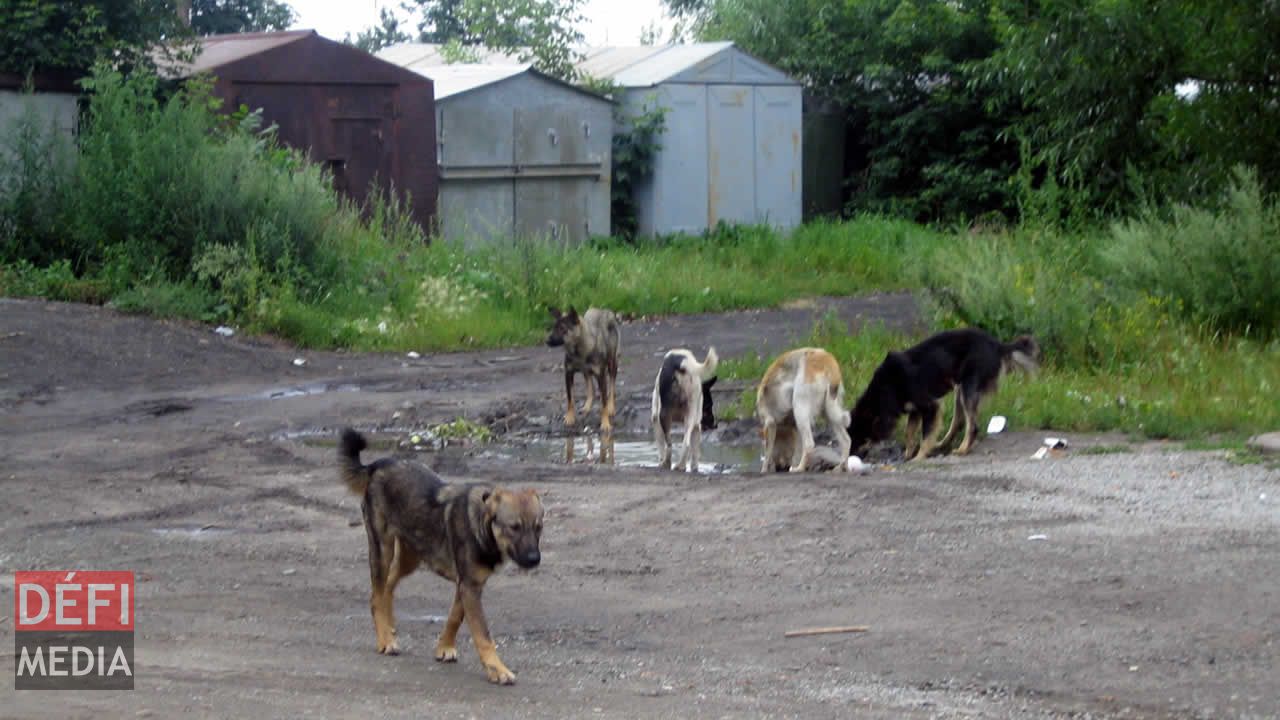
[784,625,870,638]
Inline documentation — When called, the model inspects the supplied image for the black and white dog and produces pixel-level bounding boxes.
[651,348,718,471]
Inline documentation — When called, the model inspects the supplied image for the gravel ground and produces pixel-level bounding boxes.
[1,297,1277,719]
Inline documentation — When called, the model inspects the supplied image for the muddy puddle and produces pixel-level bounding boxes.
[482,432,760,473]
[281,426,760,473]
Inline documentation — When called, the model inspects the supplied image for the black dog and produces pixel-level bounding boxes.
[848,328,1040,461]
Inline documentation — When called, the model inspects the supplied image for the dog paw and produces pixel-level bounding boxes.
[434,645,458,662]
[377,638,400,656]
[485,664,516,685]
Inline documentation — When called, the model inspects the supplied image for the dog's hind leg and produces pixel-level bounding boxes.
[679,415,700,472]
[460,578,516,685]
[581,373,595,415]
[825,392,852,470]
[596,370,613,433]
[435,586,465,662]
[369,536,399,654]
[790,397,817,472]
[910,402,943,461]
[938,390,964,451]
[654,413,672,469]
[563,369,577,426]
[760,419,778,473]
[955,384,983,455]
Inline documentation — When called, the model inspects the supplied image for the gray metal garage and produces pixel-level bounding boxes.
[380,46,613,245]
[578,43,802,236]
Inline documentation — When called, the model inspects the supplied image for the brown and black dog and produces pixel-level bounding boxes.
[848,328,1040,461]
[547,306,620,432]
[339,428,544,685]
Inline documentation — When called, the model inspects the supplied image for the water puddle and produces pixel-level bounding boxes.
[485,432,759,473]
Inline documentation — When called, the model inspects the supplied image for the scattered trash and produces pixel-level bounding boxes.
[987,415,1007,434]
[1044,437,1069,449]
[784,625,870,638]
[214,326,235,337]
[1032,447,1050,460]
[292,358,306,367]
[407,351,421,359]
[1128,665,1139,672]
[846,455,871,474]
[1261,493,1268,501]
[282,568,297,576]
[1028,534,1048,541]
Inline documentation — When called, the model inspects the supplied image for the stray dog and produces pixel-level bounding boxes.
[339,429,544,685]
[756,347,851,472]
[847,328,1040,461]
[546,307,620,432]
[651,347,718,471]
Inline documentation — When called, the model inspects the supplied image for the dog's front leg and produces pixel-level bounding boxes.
[563,369,577,426]
[460,580,516,685]
[434,586,465,662]
[904,411,922,458]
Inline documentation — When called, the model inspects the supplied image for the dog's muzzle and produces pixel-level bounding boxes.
[516,549,541,568]
[545,337,563,347]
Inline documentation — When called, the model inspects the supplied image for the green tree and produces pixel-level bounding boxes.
[349,0,586,79]
[698,0,1020,221]
[346,6,412,53]
[0,0,186,75]
[189,0,295,35]
[984,0,1280,212]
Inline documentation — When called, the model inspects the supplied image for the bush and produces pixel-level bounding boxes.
[1104,167,1280,337]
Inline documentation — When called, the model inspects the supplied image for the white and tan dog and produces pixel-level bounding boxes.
[756,347,851,473]
[651,347,718,471]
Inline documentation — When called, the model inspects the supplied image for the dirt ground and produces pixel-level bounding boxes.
[2,295,1277,719]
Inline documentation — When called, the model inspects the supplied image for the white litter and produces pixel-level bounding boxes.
[1032,446,1050,460]
[214,326,235,337]
[407,351,421,359]
[292,358,307,367]
[1044,437,1069,449]
[1027,534,1048,541]
[846,455,871,474]
[987,415,1007,434]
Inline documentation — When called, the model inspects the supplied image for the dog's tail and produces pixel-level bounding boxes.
[694,346,719,381]
[1003,335,1041,375]
[338,428,372,496]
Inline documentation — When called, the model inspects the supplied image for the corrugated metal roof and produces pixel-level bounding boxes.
[579,43,734,86]
[415,63,530,99]
[158,30,312,76]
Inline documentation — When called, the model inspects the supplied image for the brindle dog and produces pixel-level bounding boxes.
[339,429,544,685]
[546,306,620,432]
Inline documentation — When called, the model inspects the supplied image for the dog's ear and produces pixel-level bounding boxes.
[482,489,504,522]
[548,306,561,319]
[703,376,717,389]
[566,306,579,321]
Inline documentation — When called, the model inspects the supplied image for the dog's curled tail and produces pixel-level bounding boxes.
[338,428,371,496]
[698,346,719,381]
[1004,335,1041,375]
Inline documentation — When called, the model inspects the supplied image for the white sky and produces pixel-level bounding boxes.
[287,0,674,47]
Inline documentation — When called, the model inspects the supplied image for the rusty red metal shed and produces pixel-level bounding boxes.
[165,30,437,230]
